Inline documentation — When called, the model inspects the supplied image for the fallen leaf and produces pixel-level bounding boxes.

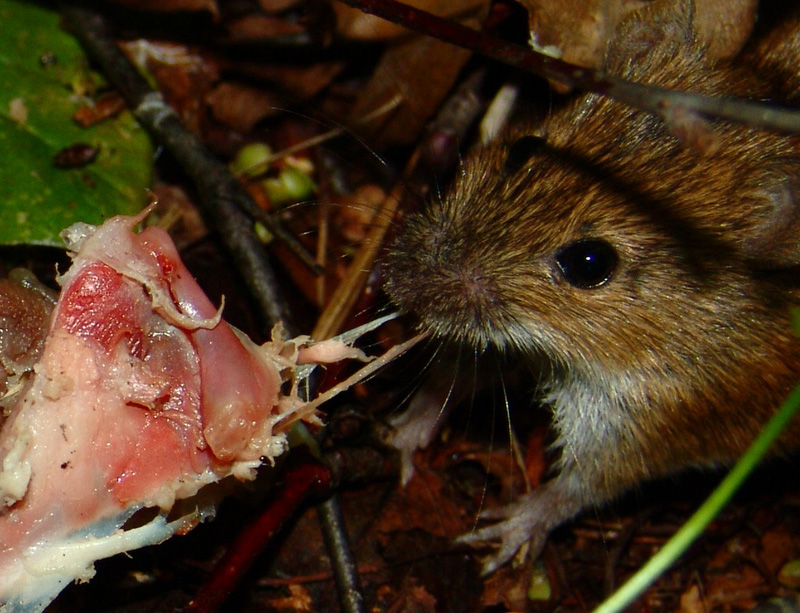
[207,81,282,133]
[220,13,307,43]
[266,583,314,612]
[348,31,474,147]
[258,0,303,13]
[333,0,486,40]
[521,0,758,91]
[109,0,218,16]
[0,0,153,246]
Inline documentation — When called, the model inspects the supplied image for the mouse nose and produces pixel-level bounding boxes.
[453,267,501,314]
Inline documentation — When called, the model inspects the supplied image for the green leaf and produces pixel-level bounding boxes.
[0,0,152,246]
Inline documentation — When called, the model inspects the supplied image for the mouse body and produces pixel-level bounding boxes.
[384,0,800,572]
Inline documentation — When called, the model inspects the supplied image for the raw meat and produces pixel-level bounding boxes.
[0,210,353,611]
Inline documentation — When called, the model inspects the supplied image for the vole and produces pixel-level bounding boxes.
[383,0,800,573]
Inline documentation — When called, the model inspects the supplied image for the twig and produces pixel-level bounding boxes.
[312,69,486,339]
[312,178,404,340]
[184,462,332,613]
[59,7,400,613]
[263,98,403,167]
[336,0,800,134]
[317,497,366,613]
[60,4,314,329]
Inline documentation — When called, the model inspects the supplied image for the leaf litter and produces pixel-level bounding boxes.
[0,0,798,611]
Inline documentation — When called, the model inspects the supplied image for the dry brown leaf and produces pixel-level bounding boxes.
[266,584,314,612]
[374,576,439,613]
[108,0,218,16]
[333,0,486,41]
[678,584,705,613]
[220,14,307,43]
[522,425,549,489]
[148,183,208,250]
[522,0,757,81]
[705,564,767,609]
[525,0,644,72]
[347,32,473,147]
[121,40,219,135]
[693,0,759,60]
[694,532,775,610]
[258,0,304,13]
[206,81,282,133]
[760,524,797,575]
[224,60,345,100]
[333,184,387,243]
[339,0,489,147]
[375,466,470,542]
[480,558,537,611]
[390,577,439,613]
[72,92,127,128]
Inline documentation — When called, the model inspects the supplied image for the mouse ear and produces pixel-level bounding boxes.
[737,159,800,268]
[604,0,697,77]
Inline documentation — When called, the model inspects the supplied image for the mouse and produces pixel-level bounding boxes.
[383,0,800,574]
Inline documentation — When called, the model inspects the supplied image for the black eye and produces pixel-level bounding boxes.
[503,135,546,175]
[556,239,618,288]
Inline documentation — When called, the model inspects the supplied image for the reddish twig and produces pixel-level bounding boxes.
[185,461,332,613]
[336,0,800,134]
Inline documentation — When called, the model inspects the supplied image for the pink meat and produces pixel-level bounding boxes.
[0,212,292,606]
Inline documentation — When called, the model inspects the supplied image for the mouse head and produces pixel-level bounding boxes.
[384,0,800,378]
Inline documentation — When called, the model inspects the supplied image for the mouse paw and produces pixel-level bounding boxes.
[457,477,589,574]
[457,492,547,575]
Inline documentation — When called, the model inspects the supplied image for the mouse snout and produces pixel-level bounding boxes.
[384,221,513,347]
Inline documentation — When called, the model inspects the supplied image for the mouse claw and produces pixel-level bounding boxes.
[457,493,548,575]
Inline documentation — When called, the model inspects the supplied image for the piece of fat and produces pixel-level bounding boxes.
[0,210,409,612]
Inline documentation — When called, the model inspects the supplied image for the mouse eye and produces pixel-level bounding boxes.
[555,239,618,288]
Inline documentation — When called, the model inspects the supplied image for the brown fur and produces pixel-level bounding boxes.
[384,0,800,572]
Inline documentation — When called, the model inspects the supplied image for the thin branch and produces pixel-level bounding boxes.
[317,496,366,613]
[312,70,486,340]
[184,462,333,613]
[337,0,800,134]
[60,8,381,613]
[60,4,315,329]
